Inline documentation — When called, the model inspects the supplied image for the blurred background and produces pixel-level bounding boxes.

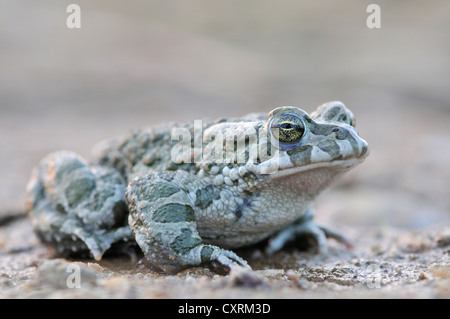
[1,0,449,229]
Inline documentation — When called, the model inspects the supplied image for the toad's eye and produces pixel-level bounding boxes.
[270,113,305,144]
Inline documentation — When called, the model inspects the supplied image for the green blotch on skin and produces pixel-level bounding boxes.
[153,203,195,223]
[65,177,95,207]
[317,139,340,158]
[310,123,335,136]
[335,129,350,140]
[91,187,115,211]
[325,106,341,120]
[200,246,214,263]
[166,161,179,171]
[195,185,218,209]
[148,182,181,202]
[54,159,87,185]
[289,144,313,164]
[335,130,359,153]
[171,228,202,254]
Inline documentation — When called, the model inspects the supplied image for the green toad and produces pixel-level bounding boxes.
[26,101,368,273]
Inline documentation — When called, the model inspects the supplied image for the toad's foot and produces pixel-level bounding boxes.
[265,209,353,255]
[206,246,251,273]
[182,244,251,274]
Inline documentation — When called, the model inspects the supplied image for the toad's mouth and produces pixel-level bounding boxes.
[269,156,366,180]
[242,133,369,178]
[266,134,369,179]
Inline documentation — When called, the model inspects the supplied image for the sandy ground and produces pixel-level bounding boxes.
[1,218,449,298]
[1,0,449,298]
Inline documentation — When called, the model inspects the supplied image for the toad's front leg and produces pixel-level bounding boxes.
[126,172,250,274]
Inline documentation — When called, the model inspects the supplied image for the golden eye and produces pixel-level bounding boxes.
[270,114,305,144]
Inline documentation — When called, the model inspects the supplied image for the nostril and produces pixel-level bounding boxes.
[332,128,340,133]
